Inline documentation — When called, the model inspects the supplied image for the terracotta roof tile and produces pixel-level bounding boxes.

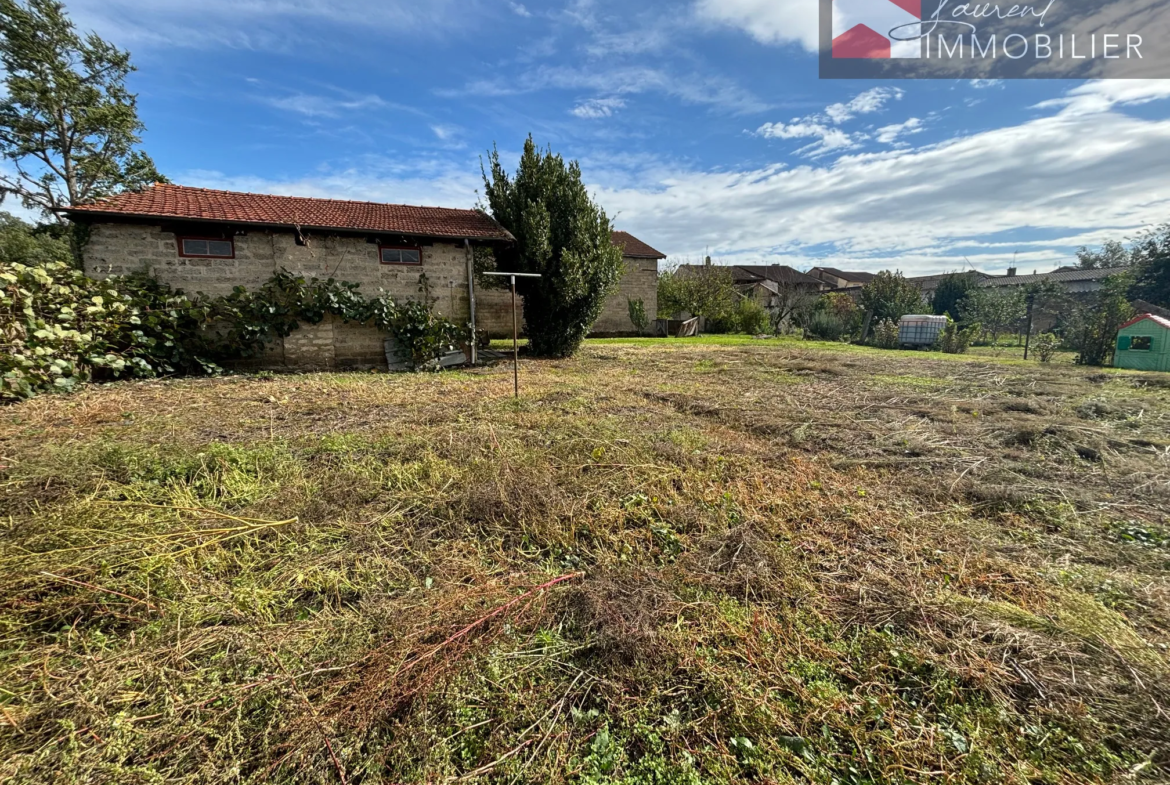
[611,230,666,259]
[62,183,514,241]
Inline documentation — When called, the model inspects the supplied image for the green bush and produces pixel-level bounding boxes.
[806,310,851,342]
[736,298,771,335]
[627,297,648,335]
[871,319,900,349]
[1,261,220,400]
[1,262,465,400]
[936,318,981,354]
[1033,333,1062,363]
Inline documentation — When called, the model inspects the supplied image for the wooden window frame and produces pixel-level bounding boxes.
[178,236,235,259]
[379,244,422,266]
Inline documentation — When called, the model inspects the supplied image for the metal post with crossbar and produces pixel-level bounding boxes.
[483,272,542,398]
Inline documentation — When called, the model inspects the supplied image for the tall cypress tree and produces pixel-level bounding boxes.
[481,136,624,358]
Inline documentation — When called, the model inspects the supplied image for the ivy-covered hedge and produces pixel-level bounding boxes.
[1,262,465,401]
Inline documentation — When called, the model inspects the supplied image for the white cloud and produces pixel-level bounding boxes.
[824,87,903,124]
[692,0,818,52]
[571,97,627,119]
[754,88,904,157]
[1033,79,1170,116]
[595,86,1170,273]
[430,124,460,141]
[509,2,532,17]
[66,0,482,50]
[177,83,1170,278]
[456,64,767,115]
[262,92,387,118]
[755,121,856,156]
[874,117,923,145]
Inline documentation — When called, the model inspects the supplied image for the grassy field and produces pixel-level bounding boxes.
[2,340,1168,784]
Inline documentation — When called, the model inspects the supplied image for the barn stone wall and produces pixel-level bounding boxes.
[475,256,660,338]
[81,222,473,369]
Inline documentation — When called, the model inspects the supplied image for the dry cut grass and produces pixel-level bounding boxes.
[1,339,1168,784]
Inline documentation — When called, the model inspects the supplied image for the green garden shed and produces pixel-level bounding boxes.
[1115,314,1170,372]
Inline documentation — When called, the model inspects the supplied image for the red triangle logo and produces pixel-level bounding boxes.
[833,24,891,58]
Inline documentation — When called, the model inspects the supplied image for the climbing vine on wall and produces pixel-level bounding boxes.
[1,262,466,401]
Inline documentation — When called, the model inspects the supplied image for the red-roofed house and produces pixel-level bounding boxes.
[62,183,666,365]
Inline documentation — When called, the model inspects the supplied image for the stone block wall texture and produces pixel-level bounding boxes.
[82,223,473,369]
[474,256,659,338]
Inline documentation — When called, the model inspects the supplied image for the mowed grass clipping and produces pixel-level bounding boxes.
[1,340,1169,784]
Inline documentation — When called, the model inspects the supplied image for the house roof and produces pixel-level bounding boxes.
[1120,313,1170,331]
[61,183,515,241]
[611,230,666,259]
[907,271,992,285]
[733,265,824,287]
[809,267,877,284]
[979,266,1128,287]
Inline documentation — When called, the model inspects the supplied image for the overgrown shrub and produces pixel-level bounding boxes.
[1,262,465,400]
[871,318,900,349]
[1,261,220,399]
[936,318,981,354]
[736,298,771,335]
[805,310,851,342]
[1033,332,1061,363]
[627,297,648,335]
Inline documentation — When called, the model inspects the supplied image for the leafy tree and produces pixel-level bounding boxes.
[764,279,818,333]
[962,286,1026,344]
[1065,272,1134,367]
[930,272,978,320]
[480,136,624,357]
[0,0,165,219]
[859,271,923,323]
[0,211,68,264]
[657,263,737,323]
[1076,239,1131,270]
[1128,223,1170,308]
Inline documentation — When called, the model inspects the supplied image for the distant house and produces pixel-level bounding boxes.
[807,267,876,290]
[907,266,1128,299]
[1115,314,1170,373]
[905,271,992,299]
[63,183,513,370]
[673,263,824,326]
[978,266,1128,294]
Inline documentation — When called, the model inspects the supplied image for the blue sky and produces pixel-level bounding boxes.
[57,0,1170,275]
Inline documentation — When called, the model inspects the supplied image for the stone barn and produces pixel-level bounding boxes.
[475,230,665,338]
[63,183,514,369]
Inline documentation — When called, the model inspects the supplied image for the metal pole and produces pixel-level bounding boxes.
[511,274,519,398]
[1023,298,1034,360]
[465,239,477,366]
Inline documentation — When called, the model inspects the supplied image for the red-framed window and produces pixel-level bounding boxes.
[379,244,422,265]
[178,236,235,259]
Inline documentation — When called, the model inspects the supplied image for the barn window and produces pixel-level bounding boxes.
[1130,336,1153,352]
[380,245,421,265]
[179,237,234,258]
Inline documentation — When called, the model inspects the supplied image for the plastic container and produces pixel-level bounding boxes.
[898,315,948,347]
